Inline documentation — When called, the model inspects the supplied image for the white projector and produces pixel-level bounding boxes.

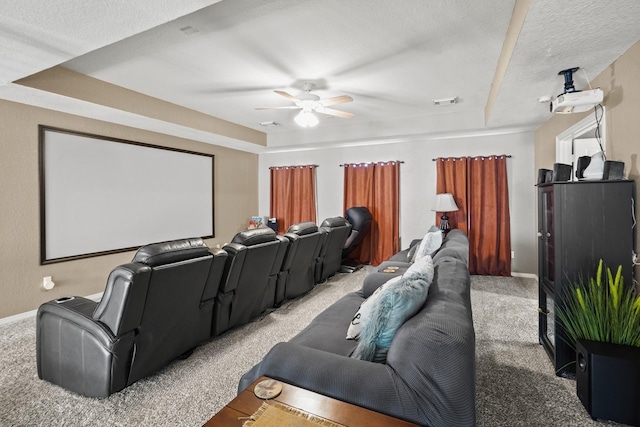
[550,88,603,114]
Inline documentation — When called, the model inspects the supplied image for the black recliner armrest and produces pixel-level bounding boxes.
[37,297,135,397]
[38,297,113,345]
[93,263,151,336]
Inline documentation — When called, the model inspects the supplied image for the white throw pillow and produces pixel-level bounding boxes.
[412,228,443,262]
[346,276,402,340]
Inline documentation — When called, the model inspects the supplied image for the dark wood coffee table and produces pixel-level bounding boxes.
[203,376,419,426]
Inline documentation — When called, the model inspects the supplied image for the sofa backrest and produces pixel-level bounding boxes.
[385,229,475,427]
[432,229,469,264]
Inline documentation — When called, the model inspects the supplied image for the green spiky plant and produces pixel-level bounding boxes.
[555,259,640,348]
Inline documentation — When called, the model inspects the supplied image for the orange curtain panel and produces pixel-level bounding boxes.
[270,165,317,233]
[436,155,511,276]
[343,163,374,265]
[371,162,400,265]
[343,161,400,266]
[436,157,469,233]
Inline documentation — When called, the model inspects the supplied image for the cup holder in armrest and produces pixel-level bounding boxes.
[55,296,75,303]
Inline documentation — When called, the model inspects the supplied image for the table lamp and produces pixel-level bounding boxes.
[432,193,459,234]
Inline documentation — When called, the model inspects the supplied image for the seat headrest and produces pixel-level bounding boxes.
[287,222,319,235]
[133,238,210,266]
[320,217,349,228]
[232,227,277,246]
[345,206,373,229]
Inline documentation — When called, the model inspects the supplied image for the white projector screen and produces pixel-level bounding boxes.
[39,126,214,264]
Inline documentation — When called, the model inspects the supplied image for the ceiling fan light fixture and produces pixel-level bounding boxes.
[294,110,319,127]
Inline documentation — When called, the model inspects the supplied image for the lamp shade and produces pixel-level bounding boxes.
[432,193,459,212]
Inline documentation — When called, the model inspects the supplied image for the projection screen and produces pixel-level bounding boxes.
[39,126,214,264]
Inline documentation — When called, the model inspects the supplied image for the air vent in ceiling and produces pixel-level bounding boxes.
[433,97,457,106]
[179,26,199,35]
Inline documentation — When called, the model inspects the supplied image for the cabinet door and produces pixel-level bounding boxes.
[538,286,555,352]
[556,181,634,285]
[538,186,555,290]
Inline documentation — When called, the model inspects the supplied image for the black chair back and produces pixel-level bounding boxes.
[343,206,373,258]
[213,228,288,336]
[276,222,325,304]
[316,217,351,281]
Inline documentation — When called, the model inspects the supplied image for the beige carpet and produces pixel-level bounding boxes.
[0,270,626,426]
[472,275,623,426]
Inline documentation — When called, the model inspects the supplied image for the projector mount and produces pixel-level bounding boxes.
[558,67,580,95]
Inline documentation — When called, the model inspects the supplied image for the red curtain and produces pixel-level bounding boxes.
[343,161,399,266]
[435,157,469,233]
[436,155,511,276]
[270,165,317,233]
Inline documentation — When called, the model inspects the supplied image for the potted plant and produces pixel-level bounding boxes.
[555,259,640,426]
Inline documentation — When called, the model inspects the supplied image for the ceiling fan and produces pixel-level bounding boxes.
[256,82,354,127]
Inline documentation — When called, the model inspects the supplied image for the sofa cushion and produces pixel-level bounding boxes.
[290,292,362,356]
[351,257,434,362]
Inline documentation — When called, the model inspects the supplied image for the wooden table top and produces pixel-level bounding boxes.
[203,376,420,427]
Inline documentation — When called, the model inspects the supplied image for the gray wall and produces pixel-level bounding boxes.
[259,131,537,275]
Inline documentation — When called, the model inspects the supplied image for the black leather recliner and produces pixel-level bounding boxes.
[276,222,325,305]
[316,217,352,282]
[212,227,288,336]
[36,238,227,397]
[341,206,373,272]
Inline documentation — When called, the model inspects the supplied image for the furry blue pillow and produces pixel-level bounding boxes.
[404,254,433,279]
[346,275,402,340]
[351,257,434,362]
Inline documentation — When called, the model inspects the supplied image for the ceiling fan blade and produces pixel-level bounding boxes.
[274,90,300,102]
[255,106,302,110]
[319,95,353,107]
[317,107,354,119]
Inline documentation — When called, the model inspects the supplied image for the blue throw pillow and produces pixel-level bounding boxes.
[346,275,402,340]
[351,257,434,362]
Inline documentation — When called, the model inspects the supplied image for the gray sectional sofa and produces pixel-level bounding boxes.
[239,229,476,427]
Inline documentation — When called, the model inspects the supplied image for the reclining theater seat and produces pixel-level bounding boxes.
[212,227,288,336]
[36,238,227,398]
[342,206,373,259]
[340,206,373,272]
[276,222,325,305]
[316,217,351,282]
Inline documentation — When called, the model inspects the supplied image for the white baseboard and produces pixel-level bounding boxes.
[511,272,538,280]
[0,292,104,326]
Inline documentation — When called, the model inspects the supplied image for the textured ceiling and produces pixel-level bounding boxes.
[1,0,640,151]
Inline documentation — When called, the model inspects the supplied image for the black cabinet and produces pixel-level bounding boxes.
[537,180,635,377]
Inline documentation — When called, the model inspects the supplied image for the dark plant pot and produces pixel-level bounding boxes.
[576,339,640,426]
